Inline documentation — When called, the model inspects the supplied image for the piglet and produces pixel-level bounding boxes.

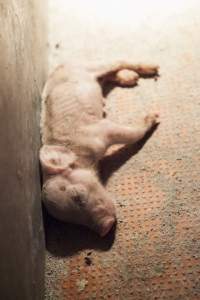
[40,61,160,236]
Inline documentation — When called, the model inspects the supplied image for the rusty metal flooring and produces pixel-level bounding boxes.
[45,1,200,299]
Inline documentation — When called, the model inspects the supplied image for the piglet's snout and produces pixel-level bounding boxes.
[99,216,116,237]
[97,200,116,237]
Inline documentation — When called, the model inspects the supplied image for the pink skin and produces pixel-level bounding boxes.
[41,157,116,236]
[40,61,160,236]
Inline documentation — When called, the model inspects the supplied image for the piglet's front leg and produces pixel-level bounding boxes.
[103,113,160,148]
[81,113,160,159]
[84,113,160,160]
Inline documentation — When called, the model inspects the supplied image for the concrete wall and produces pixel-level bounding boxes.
[0,1,46,299]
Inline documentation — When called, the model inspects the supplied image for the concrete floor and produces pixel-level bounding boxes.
[45,1,200,299]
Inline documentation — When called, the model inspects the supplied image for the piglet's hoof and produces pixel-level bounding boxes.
[144,112,160,128]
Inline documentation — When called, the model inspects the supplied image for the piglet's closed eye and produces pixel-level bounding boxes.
[67,184,88,208]
[40,145,76,175]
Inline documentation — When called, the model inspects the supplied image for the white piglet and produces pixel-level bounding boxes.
[40,61,160,236]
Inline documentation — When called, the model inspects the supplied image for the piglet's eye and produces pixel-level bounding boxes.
[72,195,86,208]
[96,198,104,205]
[59,185,66,191]
[68,184,88,208]
[50,158,58,165]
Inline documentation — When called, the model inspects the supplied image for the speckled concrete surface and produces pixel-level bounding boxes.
[45,1,200,299]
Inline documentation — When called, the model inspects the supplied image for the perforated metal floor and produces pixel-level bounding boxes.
[45,1,200,299]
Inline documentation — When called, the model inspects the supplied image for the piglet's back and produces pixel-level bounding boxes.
[40,64,103,146]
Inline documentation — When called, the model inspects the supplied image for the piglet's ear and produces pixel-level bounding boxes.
[40,145,76,175]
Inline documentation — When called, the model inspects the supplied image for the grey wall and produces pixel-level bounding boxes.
[0,1,46,299]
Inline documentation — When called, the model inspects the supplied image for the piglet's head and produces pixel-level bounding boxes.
[40,145,116,237]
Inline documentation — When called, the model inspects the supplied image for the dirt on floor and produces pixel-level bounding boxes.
[45,1,200,299]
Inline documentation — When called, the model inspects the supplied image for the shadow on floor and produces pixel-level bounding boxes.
[45,124,158,257]
[100,124,159,184]
[44,209,116,257]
